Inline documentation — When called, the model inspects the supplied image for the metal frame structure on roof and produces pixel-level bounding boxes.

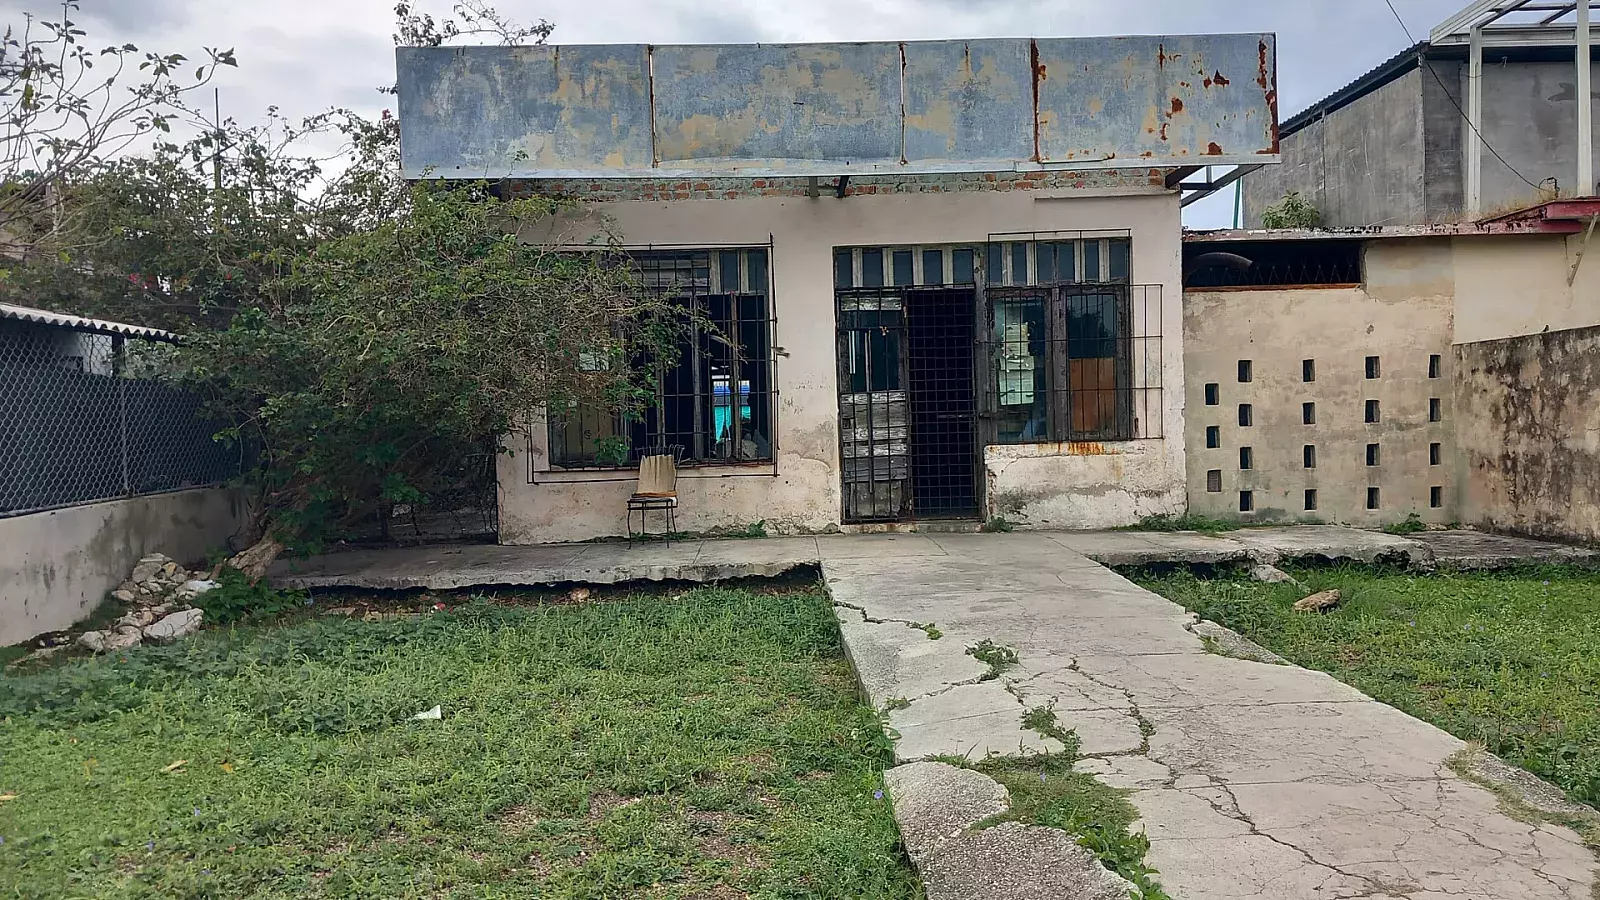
[1430,0,1598,212]
[1432,1,1600,46]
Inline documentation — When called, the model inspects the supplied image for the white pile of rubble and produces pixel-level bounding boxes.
[76,553,213,653]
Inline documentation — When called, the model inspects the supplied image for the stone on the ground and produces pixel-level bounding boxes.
[76,631,108,653]
[130,561,163,584]
[1250,564,1301,586]
[179,580,218,595]
[103,628,143,652]
[143,608,203,643]
[1294,589,1343,612]
[112,589,136,603]
[115,608,158,629]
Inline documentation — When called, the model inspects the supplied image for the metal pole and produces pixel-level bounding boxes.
[1467,27,1485,217]
[1579,0,1594,196]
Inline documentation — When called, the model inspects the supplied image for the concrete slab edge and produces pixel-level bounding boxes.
[274,559,818,591]
[884,762,1136,900]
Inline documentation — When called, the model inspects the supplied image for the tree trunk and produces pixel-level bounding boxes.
[227,536,285,582]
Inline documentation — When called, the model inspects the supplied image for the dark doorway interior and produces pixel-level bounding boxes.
[906,288,979,520]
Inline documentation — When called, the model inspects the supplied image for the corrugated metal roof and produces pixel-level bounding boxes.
[0,302,176,340]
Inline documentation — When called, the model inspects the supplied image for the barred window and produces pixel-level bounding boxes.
[548,248,775,468]
[989,284,1154,443]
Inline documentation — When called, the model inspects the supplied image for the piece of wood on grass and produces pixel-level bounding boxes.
[1294,589,1343,613]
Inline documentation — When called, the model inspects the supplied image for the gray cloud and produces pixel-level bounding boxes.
[73,0,194,37]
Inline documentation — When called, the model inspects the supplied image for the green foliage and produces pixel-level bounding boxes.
[982,516,1017,534]
[717,520,769,540]
[1021,704,1078,749]
[911,621,944,641]
[1122,513,1240,534]
[0,6,697,554]
[1260,191,1323,229]
[0,2,238,230]
[1384,512,1428,535]
[593,434,633,468]
[192,569,307,625]
[967,639,1019,679]
[1137,565,1600,807]
[0,583,921,898]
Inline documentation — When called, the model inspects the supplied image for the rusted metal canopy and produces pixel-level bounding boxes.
[396,36,1280,180]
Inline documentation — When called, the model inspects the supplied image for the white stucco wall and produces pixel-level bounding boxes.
[0,488,247,645]
[499,183,1187,543]
[1451,233,1600,345]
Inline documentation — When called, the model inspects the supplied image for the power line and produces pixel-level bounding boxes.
[1380,0,1544,191]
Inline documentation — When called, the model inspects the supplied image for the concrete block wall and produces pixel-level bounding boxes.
[1183,241,1457,527]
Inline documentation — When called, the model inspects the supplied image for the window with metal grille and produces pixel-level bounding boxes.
[988,284,1160,443]
[547,247,776,469]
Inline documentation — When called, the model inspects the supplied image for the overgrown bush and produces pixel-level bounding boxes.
[1260,191,1323,229]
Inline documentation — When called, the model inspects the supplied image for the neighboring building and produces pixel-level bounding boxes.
[1182,200,1600,542]
[396,36,1281,543]
[1244,0,1600,227]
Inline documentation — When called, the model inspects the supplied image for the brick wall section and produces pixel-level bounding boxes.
[513,169,1166,202]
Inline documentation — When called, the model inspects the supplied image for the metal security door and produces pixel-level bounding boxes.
[837,290,911,523]
[906,288,980,519]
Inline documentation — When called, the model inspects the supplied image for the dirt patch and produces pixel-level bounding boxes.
[585,790,642,822]
[493,804,542,833]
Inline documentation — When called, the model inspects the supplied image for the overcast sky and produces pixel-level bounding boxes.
[12,0,1474,227]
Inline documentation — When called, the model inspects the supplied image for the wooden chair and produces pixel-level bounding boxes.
[627,453,679,540]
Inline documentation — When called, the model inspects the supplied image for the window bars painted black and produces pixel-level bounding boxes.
[547,247,776,469]
[0,319,243,517]
[987,283,1163,443]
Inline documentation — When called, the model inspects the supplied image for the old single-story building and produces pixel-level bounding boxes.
[396,35,1282,543]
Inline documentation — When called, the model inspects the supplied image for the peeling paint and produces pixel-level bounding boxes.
[396,35,1280,179]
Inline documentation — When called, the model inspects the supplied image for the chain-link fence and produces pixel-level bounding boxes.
[0,316,245,517]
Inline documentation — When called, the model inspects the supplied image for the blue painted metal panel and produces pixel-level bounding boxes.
[651,43,903,167]
[395,35,1279,179]
[1035,35,1277,163]
[902,40,1034,166]
[397,45,653,178]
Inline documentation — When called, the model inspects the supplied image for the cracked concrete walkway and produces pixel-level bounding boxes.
[826,533,1596,900]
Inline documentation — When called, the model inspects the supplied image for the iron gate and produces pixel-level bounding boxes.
[837,290,911,523]
[836,287,981,524]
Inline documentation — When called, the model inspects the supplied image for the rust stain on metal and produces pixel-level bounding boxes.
[1157,43,1167,68]
[1170,97,1184,115]
[1062,441,1109,456]
[1029,39,1044,162]
[1258,39,1279,152]
[1159,121,1169,141]
[1206,141,1223,155]
[1211,70,1230,87]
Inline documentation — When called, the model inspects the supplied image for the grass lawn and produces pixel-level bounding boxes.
[0,582,921,899]
[1135,565,1600,808]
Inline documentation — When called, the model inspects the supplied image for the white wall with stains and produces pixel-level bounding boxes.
[497,181,1187,544]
